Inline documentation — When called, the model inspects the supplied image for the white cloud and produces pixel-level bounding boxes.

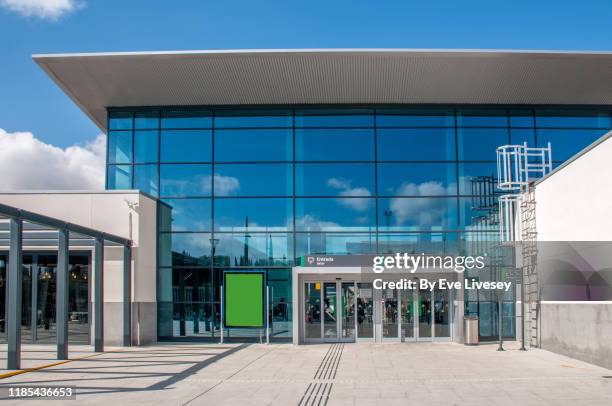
[0,128,105,190]
[0,0,81,20]
[387,181,455,227]
[212,174,240,196]
[327,177,372,212]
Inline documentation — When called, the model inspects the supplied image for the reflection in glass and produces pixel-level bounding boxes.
[296,163,374,196]
[296,198,375,231]
[171,268,215,337]
[214,164,292,196]
[160,164,212,197]
[214,198,292,232]
[160,198,212,232]
[109,112,133,130]
[134,164,159,196]
[378,197,457,231]
[509,128,536,146]
[213,233,291,267]
[215,129,292,162]
[458,128,509,161]
[537,129,609,161]
[295,233,375,256]
[134,130,159,163]
[458,162,498,195]
[459,197,499,232]
[418,287,432,338]
[378,163,457,196]
[378,233,459,255]
[356,283,373,339]
[323,282,337,339]
[377,128,455,161]
[161,130,212,163]
[296,129,374,161]
[108,131,132,164]
[341,283,355,339]
[535,114,612,129]
[107,165,132,190]
[382,288,398,338]
[457,113,508,127]
[159,233,212,267]
[304,282,321,339]
[434,288,451,337]
[400,289,414,339]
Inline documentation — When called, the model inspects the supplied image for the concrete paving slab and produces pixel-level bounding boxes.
[0,341,610,405]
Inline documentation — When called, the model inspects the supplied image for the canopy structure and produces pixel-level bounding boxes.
[33,49,612,132]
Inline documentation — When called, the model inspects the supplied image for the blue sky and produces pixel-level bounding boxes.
[0,0,611,148]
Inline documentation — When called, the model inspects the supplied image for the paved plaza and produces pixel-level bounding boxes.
[1,341,611,405]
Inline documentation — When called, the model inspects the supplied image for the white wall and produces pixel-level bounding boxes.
[0,191,158,345]
[535,134,612,241]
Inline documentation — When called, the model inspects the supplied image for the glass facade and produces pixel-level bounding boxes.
[106,106,612,341]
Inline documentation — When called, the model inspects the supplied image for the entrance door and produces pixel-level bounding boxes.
[303,280,357,343]
[417,284,452,341]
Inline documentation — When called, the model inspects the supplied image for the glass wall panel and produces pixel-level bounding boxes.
[134,130,159,163]
[510,128,536,146]
[161,111,212,129]
[537,129,609,161]
[168,268,214,337]
[214,198,292,232]
[304,282,321,339]
[376,111,454,127]
[378,233,459,255]
[296,163,374,196]
[378,197,458,231]
[0,255,4,343]
[135,111,159,129]
[134,164,159,196]
[377,129,455,161]
[214,163,292,196]
[109,112,133,130]
[296,198,376,231]
[458,162,498,195]
[268,268,292,338]
[161,130,212,163]
[295,111,373,127]
[378,163,457,196]
[160,198,212,232]
[214,112,292,128]
[457,111,508,127]
[509,114,534,128]
[535,114,612,128]
[213,233,291,267]
[159,233,212,267]
[108,131,132,164]
[459,198,498,232]
[160,164,212,197]
[107,165,132,190]
[296,129,374,161]
[296,233,376,256]
[215,129,292,162]
[458,128,509,161]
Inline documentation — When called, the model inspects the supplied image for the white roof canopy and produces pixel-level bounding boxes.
[33,49,612,132]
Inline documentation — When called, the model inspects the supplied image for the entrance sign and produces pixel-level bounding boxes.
[224,272,265,328]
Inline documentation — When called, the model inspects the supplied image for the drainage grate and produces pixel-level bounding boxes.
[298,344,344,406]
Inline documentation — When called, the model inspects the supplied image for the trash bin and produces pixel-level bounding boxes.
[464,316,479,345]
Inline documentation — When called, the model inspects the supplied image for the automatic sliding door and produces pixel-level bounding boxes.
[341,282,355,340]
[356,283,373,340]
[323,282,338,341]
[304,282,321,341]
[382,288,399,340]
[400,289,415,341]
[418,287,432,339]
[434,288,451,339]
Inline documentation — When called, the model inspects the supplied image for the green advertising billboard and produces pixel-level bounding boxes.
[224,272,264,328]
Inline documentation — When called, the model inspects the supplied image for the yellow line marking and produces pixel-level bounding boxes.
[0,352,104,379]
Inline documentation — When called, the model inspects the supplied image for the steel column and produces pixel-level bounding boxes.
[7,218,23,370]
[94,237,104,352]
[123,245,131,347]
[57,228,69,359]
